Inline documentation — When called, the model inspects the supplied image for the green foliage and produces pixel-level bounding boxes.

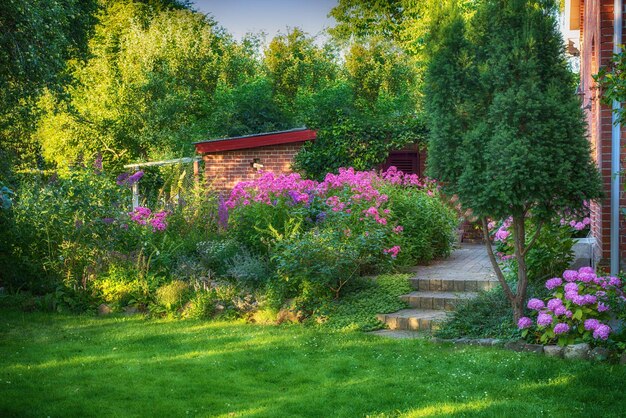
[382,184,458,264]
[318,274,412,331]
[181,290,218,319]
[264,28,338,104]
[224,250,270,289]
[425,0,601,221]
[155,280,191,312]
[595,49,626,124]
[0,0,98,174]
[424,0,602,321]
[497,222,575,284]
[294,81,426,179]
[436,286,520,340]
[37,3,232,169]
[197,239,242,277]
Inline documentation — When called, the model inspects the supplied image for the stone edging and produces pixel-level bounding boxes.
[430,337,625,363]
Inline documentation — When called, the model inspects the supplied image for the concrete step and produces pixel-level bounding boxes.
[400,291,478,311]
[376,309,448,331]
[409,277,499,292]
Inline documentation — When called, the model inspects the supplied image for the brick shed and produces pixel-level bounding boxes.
[194,128,317,192]
[566,0,626,271]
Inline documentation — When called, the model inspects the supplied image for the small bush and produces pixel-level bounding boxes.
[436,286,519,340]
[225,250,270,288]
[155,280,191,312]
[197,239,241,277]
[520,267,625,346]
[181,291,218,320]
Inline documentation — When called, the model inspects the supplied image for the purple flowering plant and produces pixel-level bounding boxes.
[520,266,625,346]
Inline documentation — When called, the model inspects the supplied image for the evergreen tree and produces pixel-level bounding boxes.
[425,0,602,321]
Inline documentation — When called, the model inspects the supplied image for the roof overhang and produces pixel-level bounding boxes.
[194,128,317,154]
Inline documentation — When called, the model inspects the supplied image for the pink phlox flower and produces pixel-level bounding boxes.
[383,245,401,258]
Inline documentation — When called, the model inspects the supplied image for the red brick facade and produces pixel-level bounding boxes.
[579,0,626,265]
[202,142,305,192]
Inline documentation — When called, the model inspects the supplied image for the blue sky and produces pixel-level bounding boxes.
[189,0,337,41]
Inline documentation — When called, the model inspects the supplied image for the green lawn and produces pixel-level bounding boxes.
[1,310,625,417]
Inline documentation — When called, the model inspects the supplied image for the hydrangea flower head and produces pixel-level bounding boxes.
[584,319,600,331]
[563,270,578,282]
[593,324,611,340]
[527,298,545,311]
[547,298,563,312]
[545,277,562,290]
[537,313,553,327]
[517,317,533,329]
[553,323,570,335]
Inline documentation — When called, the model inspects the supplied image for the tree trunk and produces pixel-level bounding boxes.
[511,214,528,323]
[480,217,515,302]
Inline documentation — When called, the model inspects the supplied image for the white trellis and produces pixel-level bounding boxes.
[124,157,202,209]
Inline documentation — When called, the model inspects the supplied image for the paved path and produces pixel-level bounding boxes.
[374,244,499,333]
[410,243,497,282]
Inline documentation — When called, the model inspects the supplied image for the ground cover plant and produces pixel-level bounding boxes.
[1,309,626,417]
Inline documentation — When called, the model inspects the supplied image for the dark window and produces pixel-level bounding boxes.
[383,151,420,176]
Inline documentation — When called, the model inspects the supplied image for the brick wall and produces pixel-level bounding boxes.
[202,142,305,192]
[581,0,626,266]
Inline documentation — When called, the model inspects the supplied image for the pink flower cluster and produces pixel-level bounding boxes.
[519,266,624,341]
[129,206,169,232]
[226,172,317,208]
[383,246,401,258]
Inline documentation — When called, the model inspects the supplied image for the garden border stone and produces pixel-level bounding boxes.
[430,337,620,363]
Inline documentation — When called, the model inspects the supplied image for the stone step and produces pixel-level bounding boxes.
[376,309,448,331]
[400,291,478,311]
[409,277,499,292]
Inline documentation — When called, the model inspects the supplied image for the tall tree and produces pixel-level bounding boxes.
[0,0,98,177]
[425,0,602,321]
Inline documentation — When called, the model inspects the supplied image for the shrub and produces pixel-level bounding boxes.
[435,285,519,340]
[197,239,241,277]
[519,267,625,346]
[490,218,578,283]
[155,280,191,312]
[225,249,270,289]
[181,290,218,320]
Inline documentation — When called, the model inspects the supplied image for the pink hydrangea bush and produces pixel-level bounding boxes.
[519,266,625,346]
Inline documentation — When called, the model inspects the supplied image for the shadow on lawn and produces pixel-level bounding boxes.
[1,311,625,417]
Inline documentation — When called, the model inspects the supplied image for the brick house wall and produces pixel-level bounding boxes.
[579,0,626,266]
[202,142,305,192]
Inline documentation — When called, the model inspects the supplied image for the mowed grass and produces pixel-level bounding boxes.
[1,310,625,417]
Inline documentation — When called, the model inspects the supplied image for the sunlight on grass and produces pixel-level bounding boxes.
[1,310,625,417]
[403,399,493,417]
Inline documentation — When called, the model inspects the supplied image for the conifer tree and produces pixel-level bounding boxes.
[425,0,602,321]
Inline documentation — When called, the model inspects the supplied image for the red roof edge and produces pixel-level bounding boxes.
[194,129,317,154]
